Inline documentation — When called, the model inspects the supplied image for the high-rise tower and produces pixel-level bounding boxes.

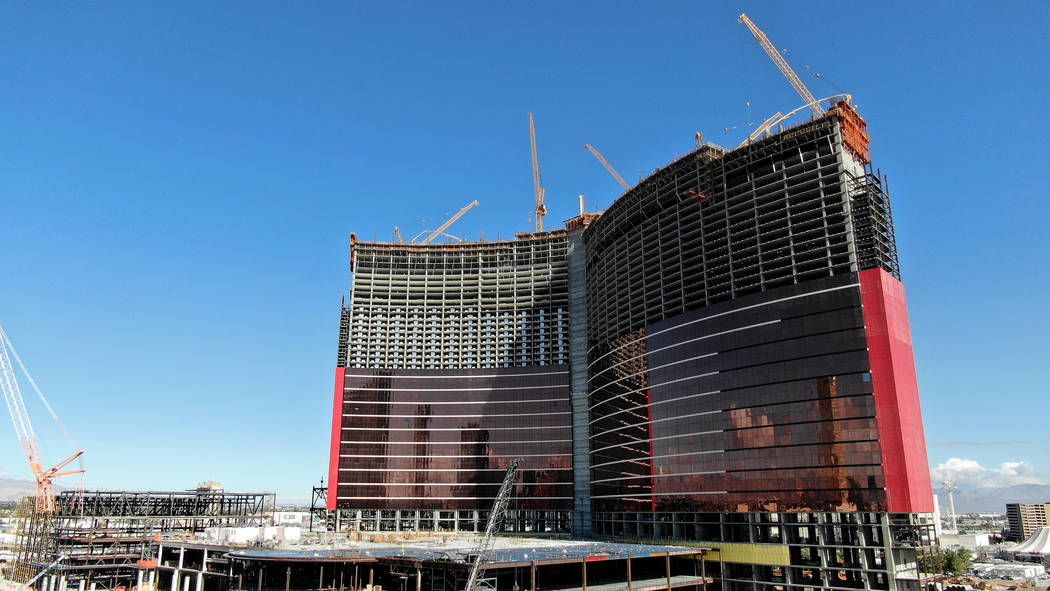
[328,101,938,590]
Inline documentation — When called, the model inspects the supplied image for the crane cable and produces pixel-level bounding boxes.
[0,325,82,455]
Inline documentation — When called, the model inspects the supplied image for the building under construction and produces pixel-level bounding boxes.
[9,488,273,591]
[328,96,939,591]
[3,14,941,591]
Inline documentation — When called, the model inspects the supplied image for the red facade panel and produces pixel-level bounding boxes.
[326,366,346,510]
[860,268,934,513]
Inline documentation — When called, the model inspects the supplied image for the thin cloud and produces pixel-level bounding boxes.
[931,458,1048,489]
[930,441,1027,446]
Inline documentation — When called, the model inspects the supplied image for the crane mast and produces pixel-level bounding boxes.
[528,113,547,232]
[463,457,523,591]
[584,144,630,190]
[738,13,825,118]
[0,325,84,514]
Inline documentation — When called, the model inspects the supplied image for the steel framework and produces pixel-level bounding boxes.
[10,489,274,587]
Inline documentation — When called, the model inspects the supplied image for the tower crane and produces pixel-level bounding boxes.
[584,143,630,190]
[528,113,547,232]
[412,200,480,244]
[738,13,825,118]
[393,226,404,242]
[0,325,84,514]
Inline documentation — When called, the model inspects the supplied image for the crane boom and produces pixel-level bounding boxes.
[0,325,84,514]
[528,113,547,232]
[0,328,44,479]
[738,13,824,117]
[464,457,522,591]
[584,144,630,190]
[419,200,479,244]
[736,111,784,148]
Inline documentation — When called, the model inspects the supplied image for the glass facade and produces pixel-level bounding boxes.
[329,234,574,526]
[327,106,936,589]
[583,109,930,517]
[331,366,572,511]
[589,275,886,513]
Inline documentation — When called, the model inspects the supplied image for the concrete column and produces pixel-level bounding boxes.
[148,570,155,590]
[78,580,85,591]
[415,568,421,591]
[566,225,592,536]
[581,561,587,591]
[626,555,633,591]
[665,554,672,590]
[196,571,203,591]
[172,570,180,591]
[285,567,291,591]
[529,561,536,591]
[137,570,144,591]
[182,576,190,591]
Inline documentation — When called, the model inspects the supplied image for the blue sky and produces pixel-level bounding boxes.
[1,1,1047,503]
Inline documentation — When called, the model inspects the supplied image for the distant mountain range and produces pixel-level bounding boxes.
[945,483,1050,513]
[0,477,36,503]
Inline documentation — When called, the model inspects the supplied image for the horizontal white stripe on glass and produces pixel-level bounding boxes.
[590,409,722,438]
[591,389,721,425]
[339,439,572,446]
[340,453,569,459]
[590,429,722,454]
[587,282,860,361]
[339,467,572,472]
[589,371,719,411]
[336,482,567,487]
[338,496,573,501]
[590,449,724,470]
[589,351,719,392]
[590,491,728,499]
[342,411,570,419]
[589,318,779,380]
[342,425,567,432]
[343,398,567,406]
[345,384,569,392]
[344,370,568,380]
[590,469,727,484]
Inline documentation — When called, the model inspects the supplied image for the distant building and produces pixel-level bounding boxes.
[1006,502,1050,541]
[273,511,310,527]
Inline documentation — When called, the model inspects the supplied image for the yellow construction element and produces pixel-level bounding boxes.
[528,112,547,232]
[706,542,791,566]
